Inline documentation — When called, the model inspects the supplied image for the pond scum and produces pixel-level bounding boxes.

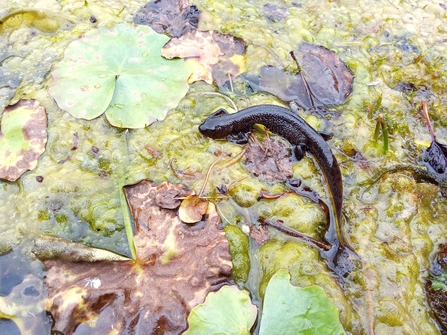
[1,0,447,334]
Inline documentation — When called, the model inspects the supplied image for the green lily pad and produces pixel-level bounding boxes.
[48,23,190,128]
[184,285,257,335]
[0,99,47,181]
[259,269,346,335]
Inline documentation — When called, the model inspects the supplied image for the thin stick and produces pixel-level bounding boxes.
[422,102,436,142]
[216,147,248,170]
[198,157,224,197]
[227,73,234,92]
[187,91,238,112]
[252,42,286,68]
[262,219,331,251]
[291,51,316,110]
[169,158,182,179]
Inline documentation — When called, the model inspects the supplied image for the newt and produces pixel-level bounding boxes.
[199,104,353,255]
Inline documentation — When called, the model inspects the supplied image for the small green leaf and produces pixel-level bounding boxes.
[184,285,257,335]
[259,269,346,335]
[0,100,47,181]
[49,23,190,128]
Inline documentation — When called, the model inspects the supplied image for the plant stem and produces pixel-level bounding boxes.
[422,102,437,142]
[373,114,388,154]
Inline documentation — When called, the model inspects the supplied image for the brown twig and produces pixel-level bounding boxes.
[215,147,248,170]
[198,157,224,197]
[262,218,331,251]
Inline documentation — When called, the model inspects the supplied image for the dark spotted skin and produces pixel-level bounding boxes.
[199,104,348,250]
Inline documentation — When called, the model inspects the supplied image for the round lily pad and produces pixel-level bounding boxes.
[184,285,257,335]
[48,23,191,128]
[0,99,47,181]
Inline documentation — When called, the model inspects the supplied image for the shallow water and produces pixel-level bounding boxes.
[1,0,447,334]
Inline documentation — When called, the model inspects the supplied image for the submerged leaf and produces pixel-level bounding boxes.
[133,0,200,38]
[259,269,346,335]
[245,137,293,182]
[162,30,246,85]
[48,23,190,128]
[184,285,257,335]
[0,100,47,181]
[259,43,353,110]
[40,181,232,334]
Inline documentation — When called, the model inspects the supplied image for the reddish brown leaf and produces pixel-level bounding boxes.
[249,225,270,245]
[245,137,293,183]
[162,30,246,85]
[40,181,233,335]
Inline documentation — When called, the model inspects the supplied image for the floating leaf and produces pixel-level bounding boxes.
[259,43,353,110]
[178,195,209,223]
[184,285,257,335]
[48,23,191,128]
[0,100,47,181]
[133,0,201,38]
[421,102,447,178]
[162,30,246,85]
[38,181,232,334]
[259,269,346,335]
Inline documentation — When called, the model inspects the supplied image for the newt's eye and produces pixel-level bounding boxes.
[211,109,229,118]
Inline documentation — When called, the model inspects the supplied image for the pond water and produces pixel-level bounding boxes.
[1,0,447,334]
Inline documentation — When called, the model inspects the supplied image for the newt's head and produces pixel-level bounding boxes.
[198,109,232,139]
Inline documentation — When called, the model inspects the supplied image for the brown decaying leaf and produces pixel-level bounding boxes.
[41,180,233,335]
[162,30,246,85]
[259,42,353,110]
[249,225,270,245]
[245,137,293,182]
[178,195,209,223]
[133,0,200,38]
[425,243,447,332]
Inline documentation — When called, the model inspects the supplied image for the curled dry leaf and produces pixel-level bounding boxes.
[133,0,201,38]
[178,195,209,223]
[245,137,293,182]
[423,141,447,177]
[38,180,232,334]
[259,42,353,110]
[0,99,47,181]
[162,30,246,85]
